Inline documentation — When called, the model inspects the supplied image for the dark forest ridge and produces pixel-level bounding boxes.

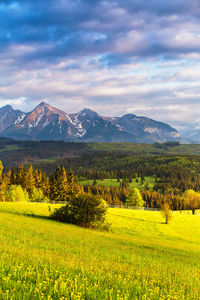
[0,137,200,167]
[0,102,179,143]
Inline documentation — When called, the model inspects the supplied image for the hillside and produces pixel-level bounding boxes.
[1,138,200,168]
[1,139,200,171]
[0,203,200,299]
[0,102,179,143]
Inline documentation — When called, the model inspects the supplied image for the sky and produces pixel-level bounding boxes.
[0,0,200,129]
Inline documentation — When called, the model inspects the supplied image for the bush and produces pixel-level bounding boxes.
[30,187,49,203]
[51,193,109,229]
[6,185,29,202]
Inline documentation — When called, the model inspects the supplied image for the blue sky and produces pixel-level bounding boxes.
[1,0,200,128]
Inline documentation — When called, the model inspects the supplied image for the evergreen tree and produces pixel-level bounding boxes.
[50,166,62,201]
[60,167,69,201]
[10,169,16,185]
[67,169,77,198]
[24,164,35,194]
[42,173,51,198]
[50,166,70,202]
[0,161,3,180]
[126,188,144,208]
[35,169,43,189]
[0,161,7,202]
[16,165,25,187]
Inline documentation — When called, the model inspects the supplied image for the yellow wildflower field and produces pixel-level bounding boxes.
[0,203,200,299]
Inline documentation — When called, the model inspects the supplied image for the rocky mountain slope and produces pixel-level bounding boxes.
[0,105,25,133]
[0,102,180,143]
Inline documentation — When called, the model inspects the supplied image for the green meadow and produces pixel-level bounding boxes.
[88,142,200,156]
[0,145,19,153]
[0,203,200,299]
[79,176,156,190]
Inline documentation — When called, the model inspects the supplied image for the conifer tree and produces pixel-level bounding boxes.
[10,169,16,185]
[0,161,3,180]
[60,167,69,201]
[42,174,50,198]
[67,169,76,198]
[0,161,5,201]
[50,166,61,201]
[16,165,25,187]
[126,188,144,208]
[2,170,11,189]
[24,164,35,194]
[49,174,56,202]
[35,169,43,189]
[50,166,69,202]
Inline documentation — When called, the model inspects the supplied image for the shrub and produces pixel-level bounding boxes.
[30,187,49,203]
[6,185,29,202]
[51,193,109,229]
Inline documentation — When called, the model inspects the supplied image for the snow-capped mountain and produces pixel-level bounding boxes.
[0,105,25,133]
[108,114,180,143]
[0,102,180,143]
[2,102,80,141]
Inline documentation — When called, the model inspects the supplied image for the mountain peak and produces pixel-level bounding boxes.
[0,104,13,112]
[122,113,137,118]
[35,102,50,109]
[0,105,25,133]
[79,108,99,119]
[81,108,94,113]
[34,102,67,116]
[0,102,180,143]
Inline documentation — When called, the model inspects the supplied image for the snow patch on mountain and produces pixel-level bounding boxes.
[75,122,86,137]
[14,113,26,124]
[41,119,50,129]
[0,102,180,142]
[144,127,158,134]
[1,112,8,121]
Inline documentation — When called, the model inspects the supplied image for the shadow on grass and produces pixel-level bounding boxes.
[22,213,50,221]
[0,210,50,221]
[131,217,161,224]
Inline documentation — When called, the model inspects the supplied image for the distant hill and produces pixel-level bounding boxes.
[0,102,180,143]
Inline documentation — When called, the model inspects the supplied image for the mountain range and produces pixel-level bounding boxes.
[0,102,180,143]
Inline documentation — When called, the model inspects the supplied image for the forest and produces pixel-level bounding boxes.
[0,139,200,212]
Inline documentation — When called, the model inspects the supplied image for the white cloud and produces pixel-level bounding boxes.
[0,0,200,129]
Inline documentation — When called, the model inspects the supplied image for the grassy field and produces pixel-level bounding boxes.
[79,176,156,190]
[88,142,200,155]
[0,203,200,299]
[0,145,19,153]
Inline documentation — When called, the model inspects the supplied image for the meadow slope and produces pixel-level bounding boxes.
[79,177,156,191]
[0,203,200,299]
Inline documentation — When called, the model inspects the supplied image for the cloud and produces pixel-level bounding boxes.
[1,0,200,62]
[0,0,200,127]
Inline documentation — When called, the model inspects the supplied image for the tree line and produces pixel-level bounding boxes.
[0,160,110,229]
[0,160,200,214]
[0,161,82,203]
